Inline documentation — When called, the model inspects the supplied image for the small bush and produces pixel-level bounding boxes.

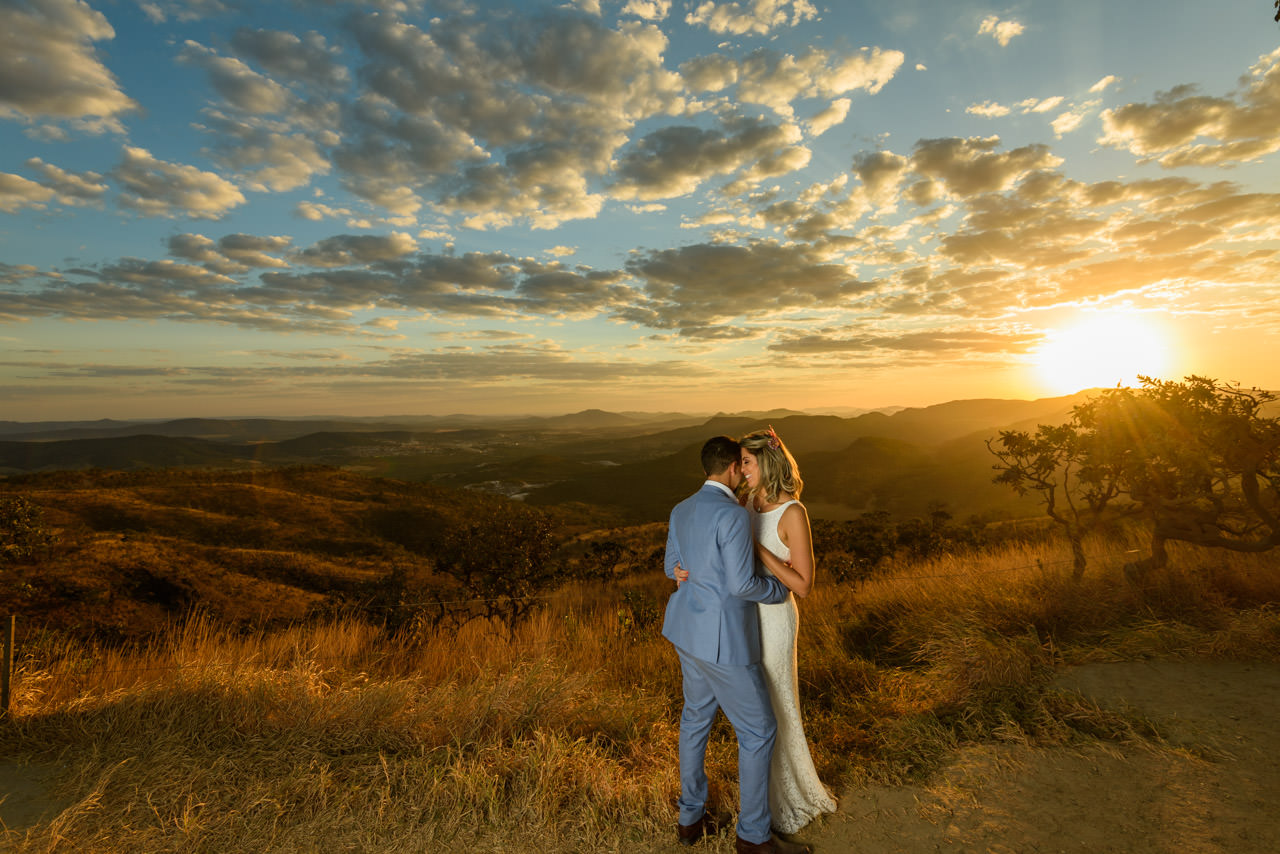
[0,495,58,563]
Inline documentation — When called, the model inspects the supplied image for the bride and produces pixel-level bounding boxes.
[673,427,837,835]
[737,427,837,835]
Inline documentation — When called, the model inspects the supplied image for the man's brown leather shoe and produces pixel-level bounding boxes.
[677,811,721,845]
[734,834,813,854]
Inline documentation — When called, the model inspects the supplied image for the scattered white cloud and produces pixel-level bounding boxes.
[1099,47,1280,167]
[731,46,903,118]
[1090,75,1118,93]
[806,98,851,136]
[1019,96,1064,114]
[1051,109,1087,137]
[686,0,819,36]
[978,15,1025,47]
[967,101,1011,118]
[621,0,671,21]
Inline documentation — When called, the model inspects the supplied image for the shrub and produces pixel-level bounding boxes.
[0,495,58,564]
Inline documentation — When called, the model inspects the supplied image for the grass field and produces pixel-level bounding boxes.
[3,530,1279,852]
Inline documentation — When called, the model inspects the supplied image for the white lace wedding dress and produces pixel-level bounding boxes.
[750,499,838,834]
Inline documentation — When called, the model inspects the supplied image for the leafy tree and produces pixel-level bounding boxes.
[584,539,624,582]
[988,415,1134,578]
[434,503,557,634]
[812,512,897,582]
[1087,376,1280,576]
[990,376,1280,579]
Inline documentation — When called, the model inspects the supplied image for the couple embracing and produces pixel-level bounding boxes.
[663,429,836,853]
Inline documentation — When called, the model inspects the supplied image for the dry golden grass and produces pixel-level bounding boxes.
[4,532,1280,852]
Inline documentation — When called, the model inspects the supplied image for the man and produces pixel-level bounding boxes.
[662,436,813,854]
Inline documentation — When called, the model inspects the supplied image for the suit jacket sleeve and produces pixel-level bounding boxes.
[721,501,788,605]
[664,506,681,581]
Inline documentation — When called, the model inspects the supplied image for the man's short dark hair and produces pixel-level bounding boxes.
[701,435,742,476]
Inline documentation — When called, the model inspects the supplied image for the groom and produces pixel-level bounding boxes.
[662,436,811,854]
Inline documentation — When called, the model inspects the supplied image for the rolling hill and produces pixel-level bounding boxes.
[0,393,1093,522]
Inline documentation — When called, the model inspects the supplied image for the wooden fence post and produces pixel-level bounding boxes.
[1,614,13,718]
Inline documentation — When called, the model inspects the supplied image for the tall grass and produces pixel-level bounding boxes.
[4,533,1280,852]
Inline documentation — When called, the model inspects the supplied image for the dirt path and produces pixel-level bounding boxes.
[807,659,1280,854]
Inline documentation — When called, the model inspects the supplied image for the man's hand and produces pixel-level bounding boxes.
[673,561,690,586]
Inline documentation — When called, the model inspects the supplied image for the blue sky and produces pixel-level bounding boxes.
[2,0,1278,419]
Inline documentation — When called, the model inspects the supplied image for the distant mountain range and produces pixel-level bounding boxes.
[0,393,1098,523]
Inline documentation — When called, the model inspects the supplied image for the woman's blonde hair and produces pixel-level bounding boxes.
[739,426,803,503]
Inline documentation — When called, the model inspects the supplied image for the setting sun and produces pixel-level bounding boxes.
[1034,312,1172,395]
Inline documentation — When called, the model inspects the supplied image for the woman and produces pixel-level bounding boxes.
[674,427,836,834]
[737,427,836,835]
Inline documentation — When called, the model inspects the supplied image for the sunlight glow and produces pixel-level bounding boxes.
[1034,312,1172,395]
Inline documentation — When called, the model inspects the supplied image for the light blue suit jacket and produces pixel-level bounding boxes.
[662,481,789,665]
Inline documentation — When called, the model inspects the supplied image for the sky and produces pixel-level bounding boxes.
[1,0,1278,420]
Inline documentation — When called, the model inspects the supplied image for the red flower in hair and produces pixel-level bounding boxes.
[765,425,781,450]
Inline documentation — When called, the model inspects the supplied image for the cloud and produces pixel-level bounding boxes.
[229,28,350,91]
[806,98,851,136]
[851,149,910,203]
[680,54,740,93]
[769,326,1040,357]
[167,232,292,274]
[610,116,807,199]
[0,158,107,212]
[966,101,1011,118]
[113,146,246,219]
[1019,96,1064,114]
[135,0,236,24]
[178,41,292,114]
[908,136,1063,197]
[0,0,139,129]
[25,158,108,205]
[733,46,904,115]
[978,15,1025,47]
[295,201,356,223]
[1099,48,1280,167]
[0,173,55,213]
[1051,108,1088,137]
[338,7,683,227]
[621,0,671,21]
[686,0,819,36]
[1090,75,1118,93]
[202,118,332,192]
[620,239,871,331]
[293,233,420,268]
[4,339,715,405]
